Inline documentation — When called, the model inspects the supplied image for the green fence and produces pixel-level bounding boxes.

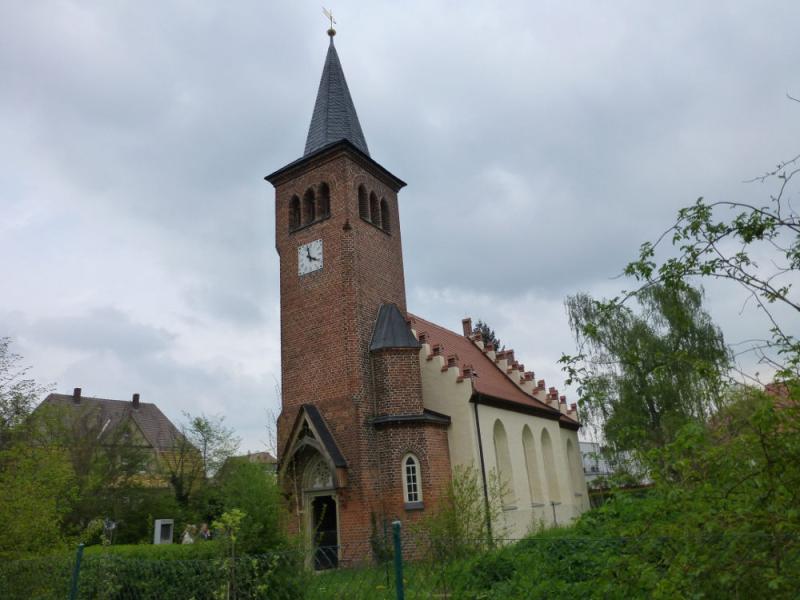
[2,527,799,599]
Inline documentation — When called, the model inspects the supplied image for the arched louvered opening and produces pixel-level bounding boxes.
[541,429,561,503]
[492,419,516,507]
[318,182,331,219]
[566,438,583,498]
[358,185,369,220]
[380,197,391,233]
[369,191,379,224]
[522,425,544,505]
[289,195,301,231]
[402,453,422,504]
[303,189,316,225]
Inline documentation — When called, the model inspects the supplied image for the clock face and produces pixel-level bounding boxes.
[298,239,323,276]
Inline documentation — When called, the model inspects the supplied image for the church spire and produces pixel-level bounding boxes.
[304,33,370,157]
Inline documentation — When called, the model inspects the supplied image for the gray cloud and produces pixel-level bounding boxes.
[1,1,798,450]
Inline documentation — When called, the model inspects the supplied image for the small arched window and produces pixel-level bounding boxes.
[380,197,391,233]
[369,192,379,224]
[289,195,301,231]
[358,185,369,220]
[303,188,316,225]
[402,453,422,504]
[318,182,331,219]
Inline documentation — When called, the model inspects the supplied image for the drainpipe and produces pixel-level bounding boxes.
[471,396,493,544]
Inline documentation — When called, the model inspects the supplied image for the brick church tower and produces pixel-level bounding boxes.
[266,29,451,566]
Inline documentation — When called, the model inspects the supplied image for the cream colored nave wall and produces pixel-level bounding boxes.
[416,340,589,538]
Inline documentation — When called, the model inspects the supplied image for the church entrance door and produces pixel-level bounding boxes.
[310,494,338,569]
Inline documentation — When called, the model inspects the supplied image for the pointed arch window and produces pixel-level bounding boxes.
[289,195,301,231]
[369,191,379,224]
[303,188,316,225]
[380,197,391,233]
[402,453,422,505]
[358,185,369,220]
[318,182,331,219]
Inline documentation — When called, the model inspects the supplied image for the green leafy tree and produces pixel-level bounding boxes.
[563,283,730,452]
[0,337,51,447]
[0,444,77,556]
[214,460,286,553]
[623,153,799,379]
[185,412,240,478]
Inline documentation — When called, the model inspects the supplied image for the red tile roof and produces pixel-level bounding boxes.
[409,314,579,429]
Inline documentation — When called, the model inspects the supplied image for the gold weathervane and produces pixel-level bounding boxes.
[323,7,336,36]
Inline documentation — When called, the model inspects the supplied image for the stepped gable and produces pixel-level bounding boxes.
[409,314,577,423]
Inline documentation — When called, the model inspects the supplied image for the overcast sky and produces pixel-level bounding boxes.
[1,2,798,452]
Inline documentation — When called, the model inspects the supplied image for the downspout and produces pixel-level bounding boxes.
[472,395,493,545]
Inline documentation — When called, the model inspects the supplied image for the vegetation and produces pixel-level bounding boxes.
[564,283,730,453]
[472,320,503,351]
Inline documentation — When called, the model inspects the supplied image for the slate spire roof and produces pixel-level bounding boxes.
[304,35,370,157]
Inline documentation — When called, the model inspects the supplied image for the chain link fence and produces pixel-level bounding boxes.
[2,526,798,599]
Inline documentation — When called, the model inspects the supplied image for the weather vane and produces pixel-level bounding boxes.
[323,7,336,36]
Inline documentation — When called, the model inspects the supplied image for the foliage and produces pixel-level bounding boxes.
[215,461,287,553]
[0,337,51,447]
[622,154,800,378]
[0,444,76,557]
[26,401,151,538]
[186,412,240,478]
[413,465,509,560]
[454,386,800,598]
[161,412,239,507]
[473,319,503,351]
[563,283,730,453]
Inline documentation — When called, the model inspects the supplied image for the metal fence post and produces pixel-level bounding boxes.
[392,521,405,600]
[69,543,85,600]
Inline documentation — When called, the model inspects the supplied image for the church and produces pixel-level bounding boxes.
[265,27,589,565]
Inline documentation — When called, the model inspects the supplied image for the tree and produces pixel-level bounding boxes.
[622,152,799,379]
[473,320,503,351]
[184,413,240,478]
[27,401,150,536]
[0,337,51,447]
[563,283,730,453]
[162,412,239,507]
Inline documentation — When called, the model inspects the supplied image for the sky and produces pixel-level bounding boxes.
[1,1,798,452]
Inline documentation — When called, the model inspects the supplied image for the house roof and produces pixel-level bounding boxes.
[38,393,184,451]
[304,37,369,157]
[370,303,421,351]
[408,314,580,429]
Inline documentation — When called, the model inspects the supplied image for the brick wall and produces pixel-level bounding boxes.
[271,147,452,553]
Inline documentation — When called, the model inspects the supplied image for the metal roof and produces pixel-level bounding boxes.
[370,303,421,352]
[304,38,369,157]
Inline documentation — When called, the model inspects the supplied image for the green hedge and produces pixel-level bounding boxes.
[0,543,306,600]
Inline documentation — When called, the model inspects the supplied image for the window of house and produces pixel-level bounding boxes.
[403,453,422,506]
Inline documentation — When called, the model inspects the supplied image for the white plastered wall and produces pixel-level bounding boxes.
[416,341,590,538]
